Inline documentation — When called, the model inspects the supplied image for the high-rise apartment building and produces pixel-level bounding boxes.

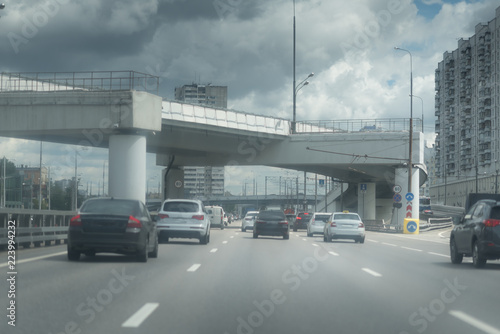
[174,83,228,198]
[174,83,228,108]
[432,6,500,206]
[183,166,225,198]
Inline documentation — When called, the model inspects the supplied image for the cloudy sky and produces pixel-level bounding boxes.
[0,0,498,196]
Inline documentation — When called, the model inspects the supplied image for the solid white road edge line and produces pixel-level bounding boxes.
[0,251,67,268]
[122,303,160,328]
[187,264,201,272]
[449,310,500,334]
[362,268,382,277]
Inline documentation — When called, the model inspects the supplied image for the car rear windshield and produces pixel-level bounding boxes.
[80,199,139,216]
[258,211,286,220]
[333,213,360,220]
[490,206,500,220]
[163,201,199,213]
[314,214,331,222]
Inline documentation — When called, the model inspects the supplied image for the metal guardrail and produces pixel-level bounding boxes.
[296,118,423,134]
[0,71,159,94]
[0,209,75,249]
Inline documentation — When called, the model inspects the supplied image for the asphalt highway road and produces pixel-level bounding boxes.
[2,223,500,334]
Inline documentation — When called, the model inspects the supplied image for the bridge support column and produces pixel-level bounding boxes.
[108,134,146,203]
[358,183,376,220]
[163,167,184,199]
[393,167,420,228]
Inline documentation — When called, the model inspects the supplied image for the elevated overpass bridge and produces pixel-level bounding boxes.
[0,71,425,226]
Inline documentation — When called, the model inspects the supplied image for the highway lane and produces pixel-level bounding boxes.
[2,226,500,334]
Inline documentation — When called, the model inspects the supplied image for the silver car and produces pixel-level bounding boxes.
[242,211,259,232]
[157,199,210,244]
[323,212,365,243]
[307,212,332,237]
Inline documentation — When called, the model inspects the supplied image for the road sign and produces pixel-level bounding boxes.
[393,193,402,203]
[405,192,414,201]
[407,221,417,233]
[360,183,367,193]
[393,185,402,193]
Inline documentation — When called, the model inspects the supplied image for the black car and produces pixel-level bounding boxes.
[293,212,312,231]
[253,210,290,240]
[450,199,500,268]
[68,198,159,262]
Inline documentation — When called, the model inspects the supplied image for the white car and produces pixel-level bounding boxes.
[205,205,225,230]
[323,212,365,243]
[307,212,332,237]
[242,211,259,232]
[157,199,210,244]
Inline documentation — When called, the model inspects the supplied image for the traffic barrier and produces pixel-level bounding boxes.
[0,209,75,249]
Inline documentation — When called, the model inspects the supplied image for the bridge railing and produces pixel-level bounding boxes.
[162,100,291,135]
[296,118,423,133]
[0,71,159,94]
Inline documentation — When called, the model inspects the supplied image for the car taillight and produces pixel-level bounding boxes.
[484,219,500,227]
[330,221,337,227]
[296,217,302,220]
[192,215,204,220]
[127,216,142,228]
[158,214,169,219]
[70,215,82,227]
[358,222,365,228]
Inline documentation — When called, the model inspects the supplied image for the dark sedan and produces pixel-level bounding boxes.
[67,197,158,262]
[450,199,500,268]
[253,210,289,240]
[293,212,312,231]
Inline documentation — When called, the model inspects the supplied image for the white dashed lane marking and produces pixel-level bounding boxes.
[187,264,201,272]
[122,303,159,328]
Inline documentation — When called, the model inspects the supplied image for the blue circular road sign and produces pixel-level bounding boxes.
[405,192,414,201]
[407,221,417,233]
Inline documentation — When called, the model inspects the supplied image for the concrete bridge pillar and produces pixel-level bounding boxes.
[393,167,420,228]
[108,134,146,203]
[162,167,184,199]
[358,182,376,220]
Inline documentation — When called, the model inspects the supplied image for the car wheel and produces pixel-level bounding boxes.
[323,234,327,242]
[137,244,148,263]
[472,240,486,268]
[307,231,312,237]
[84,250,96,257]
[221,225,224,230]
[67,246,80,261]
[293,227,297,232]
[200,232,209,244]
[253,231,258,239]
[148,236,159,258]
[450,238,463,264]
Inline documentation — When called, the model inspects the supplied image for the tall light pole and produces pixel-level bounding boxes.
[291,0,314,133]
[395,47,413,207]
[412,94,424,133]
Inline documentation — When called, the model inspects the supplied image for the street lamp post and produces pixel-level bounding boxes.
[412,95,424,133]
[291,0,313,133]
[395,47,413,212]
